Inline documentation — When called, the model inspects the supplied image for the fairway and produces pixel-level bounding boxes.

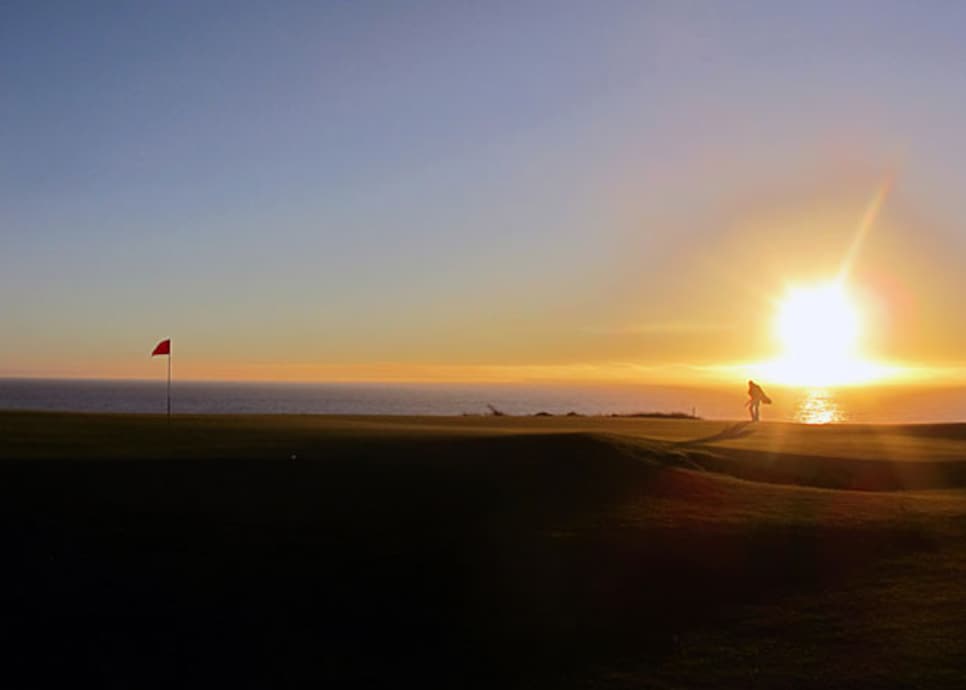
[5,409,965,457]
[2,412,966,687]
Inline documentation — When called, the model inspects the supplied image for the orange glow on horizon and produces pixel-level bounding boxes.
[6,354,957,388]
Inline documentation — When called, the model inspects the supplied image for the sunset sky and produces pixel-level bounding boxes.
[3,2,966,384]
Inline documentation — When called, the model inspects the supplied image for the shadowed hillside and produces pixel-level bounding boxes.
[2,412,966,687]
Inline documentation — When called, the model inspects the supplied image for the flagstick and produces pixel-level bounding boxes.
[167,348,172,421]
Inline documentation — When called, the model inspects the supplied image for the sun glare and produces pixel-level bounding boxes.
[776,282,859,363]
[757,280,891,386]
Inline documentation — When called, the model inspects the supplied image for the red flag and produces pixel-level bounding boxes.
[152,339,171,356]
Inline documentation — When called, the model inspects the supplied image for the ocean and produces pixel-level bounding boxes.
[2,378,964,424]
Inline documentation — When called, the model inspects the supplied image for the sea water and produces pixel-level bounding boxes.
[2,378,964,424]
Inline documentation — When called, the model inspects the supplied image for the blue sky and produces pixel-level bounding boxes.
[3,1,965,380]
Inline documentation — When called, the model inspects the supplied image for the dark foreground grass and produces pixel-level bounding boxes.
[2,412,966,687]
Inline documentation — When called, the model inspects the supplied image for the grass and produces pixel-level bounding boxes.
[2,411,966,687]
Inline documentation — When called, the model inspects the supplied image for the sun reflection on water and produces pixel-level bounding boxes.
[795,388,846,424]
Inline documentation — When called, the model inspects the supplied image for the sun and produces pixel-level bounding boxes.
[776,282,859,364]
[714,181,908,388]
[758,280,889,386]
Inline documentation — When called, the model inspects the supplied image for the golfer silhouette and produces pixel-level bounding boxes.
[746,380,771,422]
